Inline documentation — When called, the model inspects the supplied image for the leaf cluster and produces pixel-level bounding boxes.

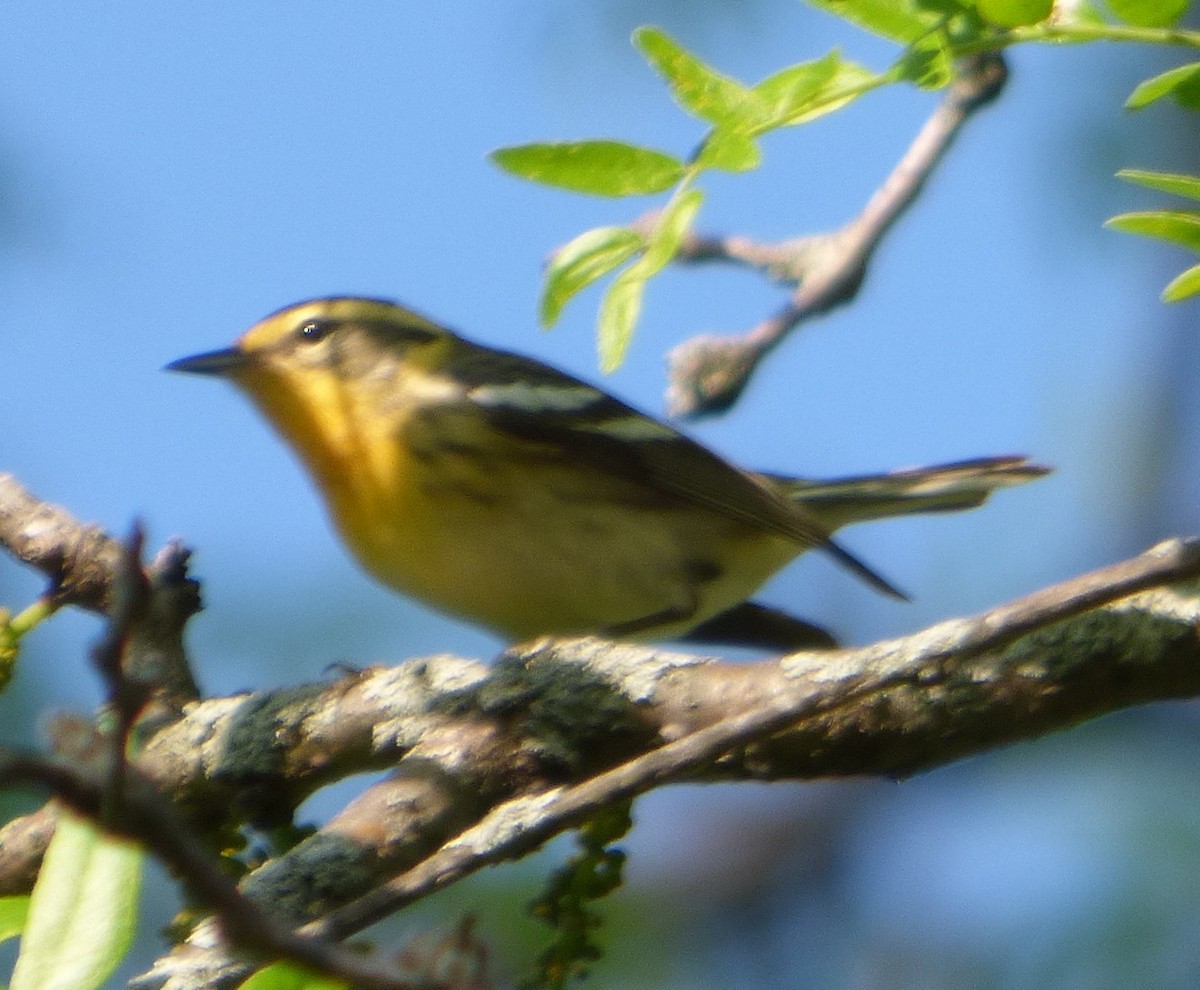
[522,803,632,990]
[1108,56,1200,302]
[491,1,1200,371]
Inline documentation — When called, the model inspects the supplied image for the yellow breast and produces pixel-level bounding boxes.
[234,358,796,641]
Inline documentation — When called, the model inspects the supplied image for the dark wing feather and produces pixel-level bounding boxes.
[448,342,903,597]
[455,345,825,542]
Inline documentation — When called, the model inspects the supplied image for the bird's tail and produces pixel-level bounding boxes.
[772,455,1050,531]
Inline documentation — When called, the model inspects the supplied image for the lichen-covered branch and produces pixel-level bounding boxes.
[3,476,1199,990]
[0,472,200,698]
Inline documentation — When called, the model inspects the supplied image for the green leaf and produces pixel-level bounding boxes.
[1105,211,1200,253]
[238,961,347,990]
[754,53,879,128]
[755,54,838,117]
[490,142,685,197]
[1126,62,1200,111]
[803,0,967,44]
[0,897,30,944]
[895,33,956,90]
[598,188,704,371]
[814,60,881,112]
[1163,262,1200,302]
[1107,0,1189,27]
[1069,1,1112,26]
[633,27,764,130]
[976,0,1053,27]
[541,226,644,327]
[1116,170,1200,204]
[639,187,705,273]
[694,128,761,172]
[0,599,55,690]
[598,271,648,374]
[11,812,143,990]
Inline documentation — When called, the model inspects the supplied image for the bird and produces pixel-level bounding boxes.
[167,297,1047,649]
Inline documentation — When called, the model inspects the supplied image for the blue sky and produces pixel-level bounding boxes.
[4,3,1188,684]
[2,3,1198,985]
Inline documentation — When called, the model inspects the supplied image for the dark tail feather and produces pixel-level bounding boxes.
[682,601,838,651]
[779,455,1051,531]
[824,536,909,601]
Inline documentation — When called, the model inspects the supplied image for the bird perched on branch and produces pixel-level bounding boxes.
[168,297,1047,649]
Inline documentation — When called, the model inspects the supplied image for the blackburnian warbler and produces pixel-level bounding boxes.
[167,297,1046,648]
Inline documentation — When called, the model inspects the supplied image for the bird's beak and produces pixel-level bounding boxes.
[164,347,248,377]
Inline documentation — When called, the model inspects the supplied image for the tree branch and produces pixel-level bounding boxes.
[0,749,438,990]
[306,539,1200,940]
[130,540,1200,989]
[664,53,1009,418]
[3,476,1199,990]
[0,472,200,699]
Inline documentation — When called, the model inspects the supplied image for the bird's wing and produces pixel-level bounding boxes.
[434,344,902,597]
[449,346,825,542]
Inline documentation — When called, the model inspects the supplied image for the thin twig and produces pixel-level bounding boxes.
[0,473,201,699]
[666,53,1008,418]
[0,750,429,990]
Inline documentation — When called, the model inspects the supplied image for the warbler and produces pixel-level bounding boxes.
[167,297,1046,649]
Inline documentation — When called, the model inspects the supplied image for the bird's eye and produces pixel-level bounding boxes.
[298,320,332,344]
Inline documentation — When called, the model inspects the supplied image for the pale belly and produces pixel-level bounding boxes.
[329,459,798,642]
